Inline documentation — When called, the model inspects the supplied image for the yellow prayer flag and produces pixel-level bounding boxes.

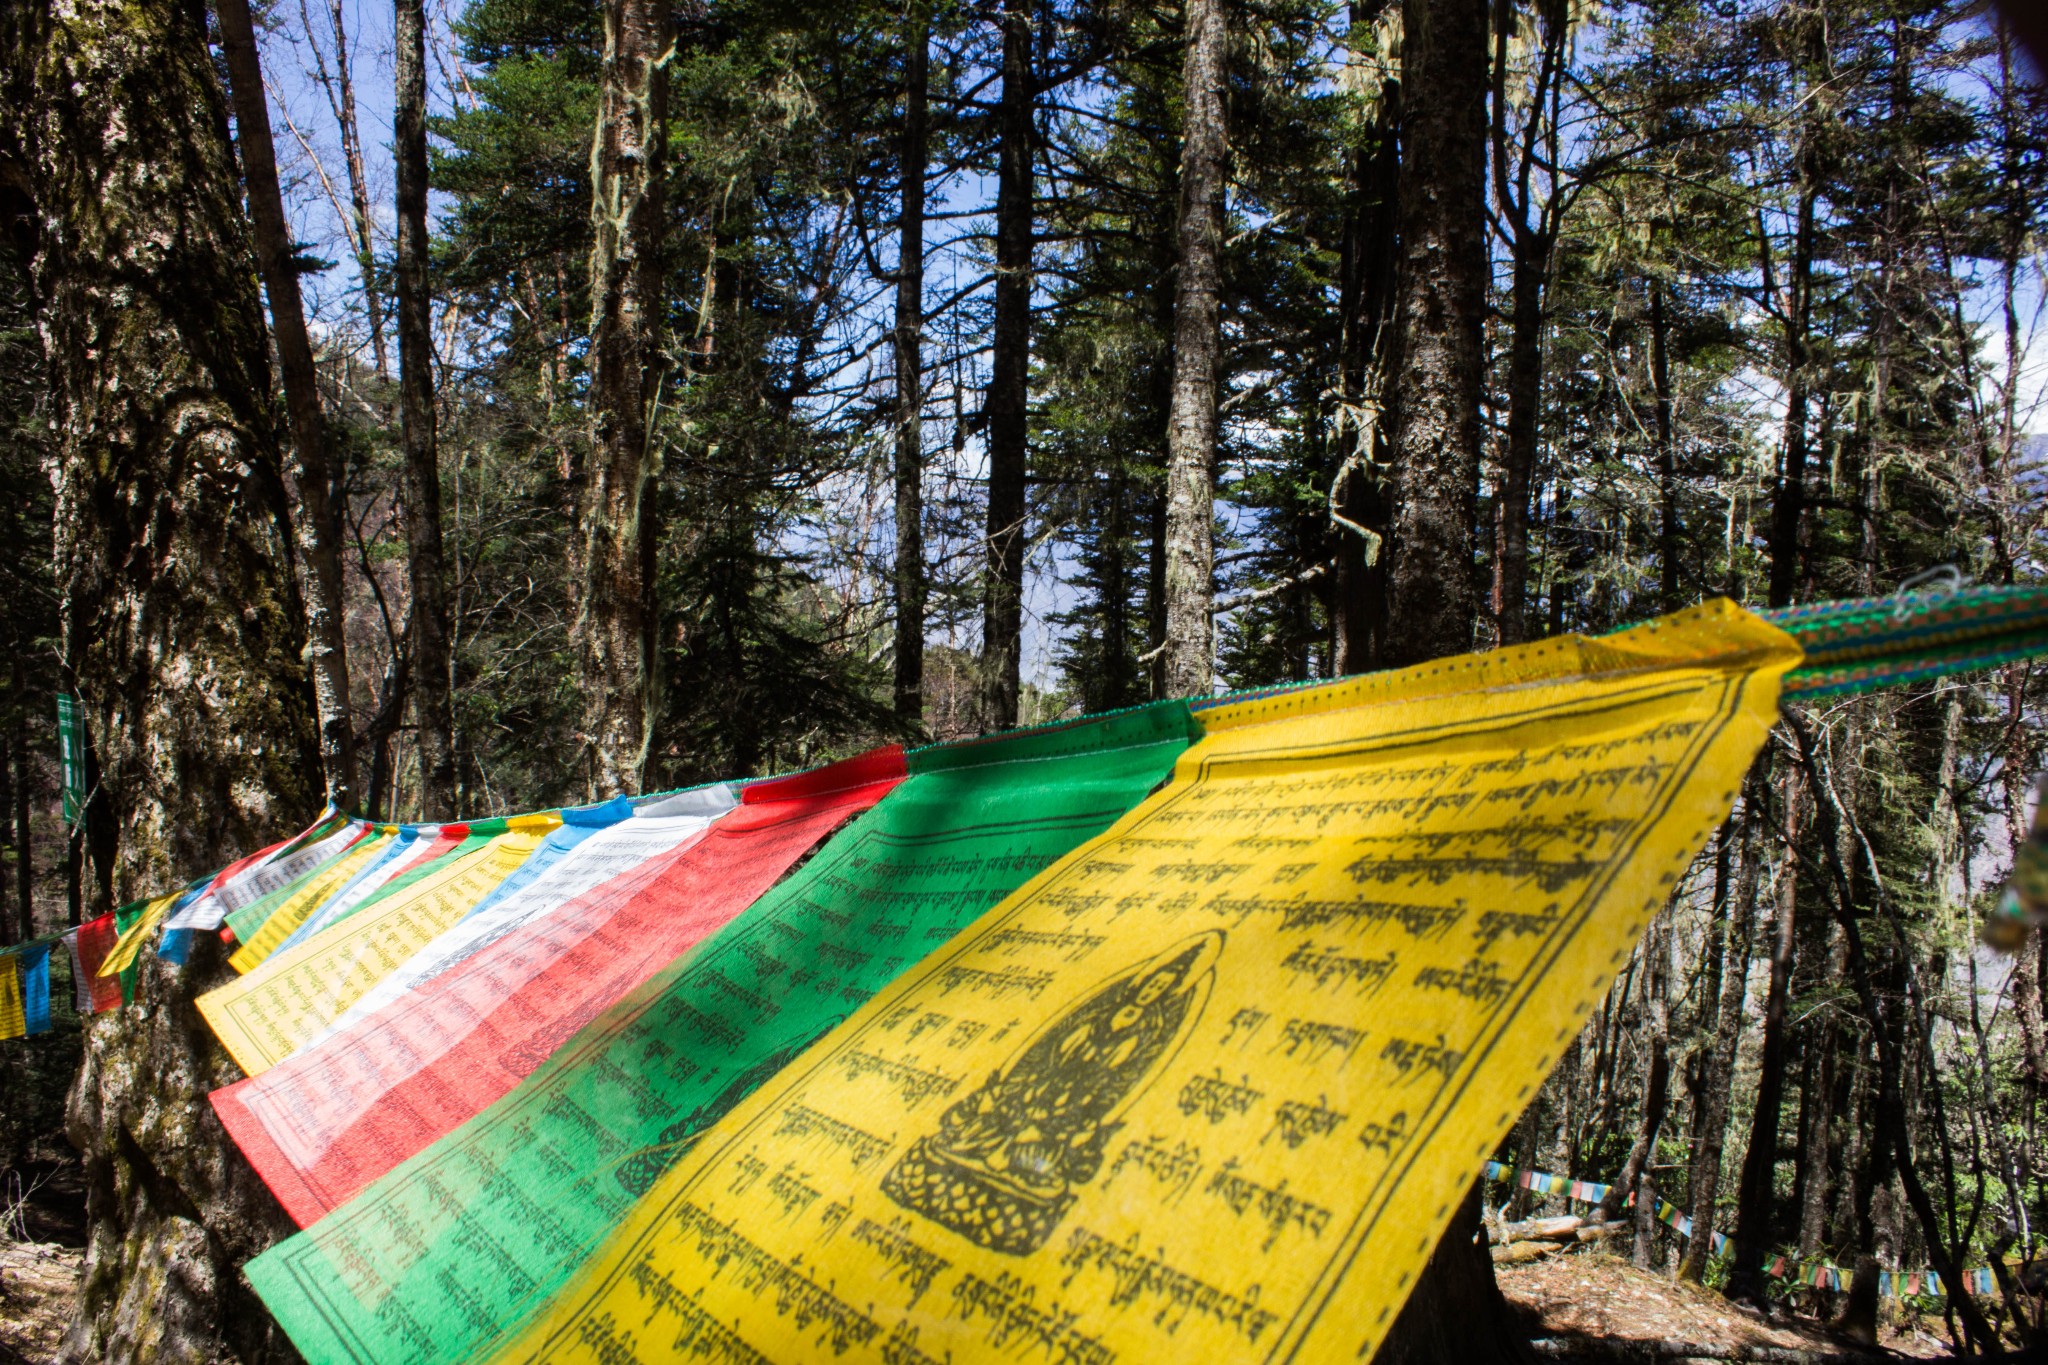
[228,834,395,973]
[97,889,186,978]
[0,951,22,1039]
[489,601,1797,1365]
[198,829,551,1076]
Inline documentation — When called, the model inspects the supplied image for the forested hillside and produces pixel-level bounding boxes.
[2,0,2047,1359]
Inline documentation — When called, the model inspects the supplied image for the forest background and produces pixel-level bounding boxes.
[4,0,2048,1356]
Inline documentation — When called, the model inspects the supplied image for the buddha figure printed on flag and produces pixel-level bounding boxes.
[882,930,1222,1254]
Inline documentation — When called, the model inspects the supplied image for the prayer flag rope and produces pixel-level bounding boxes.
[1762,582,2048,699]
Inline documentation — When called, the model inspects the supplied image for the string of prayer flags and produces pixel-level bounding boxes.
[314,790,734,1044]
[484,601,1796,1365]
[222,824,378,953]
[212,786,754,1224]
[246,702,1196,1365]
[265,826,452,961]
[228,832,399,971]
[164,815,361,938]
[197,822,557,1075]
[97,886,196,978]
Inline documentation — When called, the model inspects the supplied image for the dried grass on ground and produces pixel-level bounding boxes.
[0,1238,80,1365]
[1500,1253,1958,1360]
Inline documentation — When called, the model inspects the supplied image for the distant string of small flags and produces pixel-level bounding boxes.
[1484,1161,2005,1301]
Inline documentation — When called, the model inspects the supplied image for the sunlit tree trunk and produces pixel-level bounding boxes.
[573,0,671,796]
[1382,0,1487,667]
[394,0,455,815]
[3,0,321,1356]
[1160,0,1227,698]
[893,3,928,724]
[980,0,1031,729]
[216,0,357,808]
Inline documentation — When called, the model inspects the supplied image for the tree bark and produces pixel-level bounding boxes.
[216,0,358,809]
[1331,31,1397,676]
[1384,0,1488,667]
[1160,0,1228,698]
[9,654,28,944]
[980,0,1031,730]
[1372,0,1532,1355]
[1678,786,1760,1282]
[310,0,387,380]
[893,4,928,724]
[1377,1185,1535,1365]
[1727,760,1802,1302]
[1,0,321,1354]
[1765,156,1817,610]
[573,0,670,797]
[1651,278,1680,612]
[394,0,456,815]
[1492,242,1546,646]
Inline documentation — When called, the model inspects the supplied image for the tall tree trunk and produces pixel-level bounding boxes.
[216,0,358,809]
[1384,0,1487,667]
[394,0,455,815]
[573,0,670,797]
[1331,6,1398,676]
[11,667,29,943]
[893,5,928,724]
[1374,0,1531,1356]
[1765,165,1817,610]
[1678,787,1760,1282]
[325,0,387,380]
[1491,241,1547,646]
[1160,0,1227,698]
[1727,762,1802,1301]
[3,0,321,1356]
[980,0,1031,730]
[1651,277,1679,611]
[1619,909,1673,1268]
[0,719,13,947]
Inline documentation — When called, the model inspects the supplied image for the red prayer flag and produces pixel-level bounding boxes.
[72,913,123,1013]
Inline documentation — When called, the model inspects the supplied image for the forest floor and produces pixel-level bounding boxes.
[0,1193,1983,1364]
[0,1160,85,1365]
[1500,1252,1958,1359]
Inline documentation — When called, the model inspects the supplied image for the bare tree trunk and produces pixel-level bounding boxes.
[394,0,455,815]
[1621,908,1673,1268]
[1384,0,1487,667]
[1765,162,1817,610]
[9,654,29,944]
[1651,277,1680,611]
[1330,32,1397,676]
[1727,760,1802,1302]
[216,0,357,808]
[893,4,927,724]
[1492,243,1545,646]
[1377,1186,1534,1365]
[1160,0,1227,698]
[572,0,670,797]
[1373,0,1531,1355]
[2,0,321,1354]
[328,0,387,379]
[980,0,1031,730]
[1679,789,1761,1285]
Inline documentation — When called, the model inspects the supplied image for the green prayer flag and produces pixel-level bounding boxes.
[56,694,85,827]
[245,701,1197,1365]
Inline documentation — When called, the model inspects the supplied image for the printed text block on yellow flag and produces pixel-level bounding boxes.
[198,827,552,1077]
[491,602,1799,1365]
